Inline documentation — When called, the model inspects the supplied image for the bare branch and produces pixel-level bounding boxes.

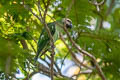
[42,0,55,79]
[89,0,106,6]
[106,0,115,16]
[89,0,106,12]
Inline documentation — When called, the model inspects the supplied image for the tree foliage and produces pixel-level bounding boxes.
[0,0,120,80]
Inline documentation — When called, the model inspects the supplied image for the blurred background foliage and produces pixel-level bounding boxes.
[0,0,120,80]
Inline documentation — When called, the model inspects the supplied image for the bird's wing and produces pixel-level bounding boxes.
[34,22,56,61]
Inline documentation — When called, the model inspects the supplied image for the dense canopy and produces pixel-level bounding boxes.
[0,0,120,80]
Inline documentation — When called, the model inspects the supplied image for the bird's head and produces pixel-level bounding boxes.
[62,18,73,29]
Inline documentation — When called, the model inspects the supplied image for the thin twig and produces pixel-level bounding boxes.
[37,0,43,20]
[89,0,106,12]
[60,52,69,70]
[46,55,61,75]
[24,5,43,23]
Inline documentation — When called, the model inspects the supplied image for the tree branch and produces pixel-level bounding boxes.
[23,0,55,79]
[20,40,28,49]
[62,26,106,80]
[106,0,115,16]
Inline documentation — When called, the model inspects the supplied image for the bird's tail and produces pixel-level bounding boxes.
[34,46,43,64]
[34,49,49,64]
[34,52,39,64]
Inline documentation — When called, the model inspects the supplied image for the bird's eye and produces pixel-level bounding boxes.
[67,19,72,23]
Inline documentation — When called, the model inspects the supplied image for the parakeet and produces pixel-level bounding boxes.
[34,18,73,62]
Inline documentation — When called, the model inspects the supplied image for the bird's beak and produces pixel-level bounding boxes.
[69,23,73,28]
[65,22,73,29]
[67,23,72,29]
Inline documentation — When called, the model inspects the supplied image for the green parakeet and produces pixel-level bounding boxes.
[34,18,72,62]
